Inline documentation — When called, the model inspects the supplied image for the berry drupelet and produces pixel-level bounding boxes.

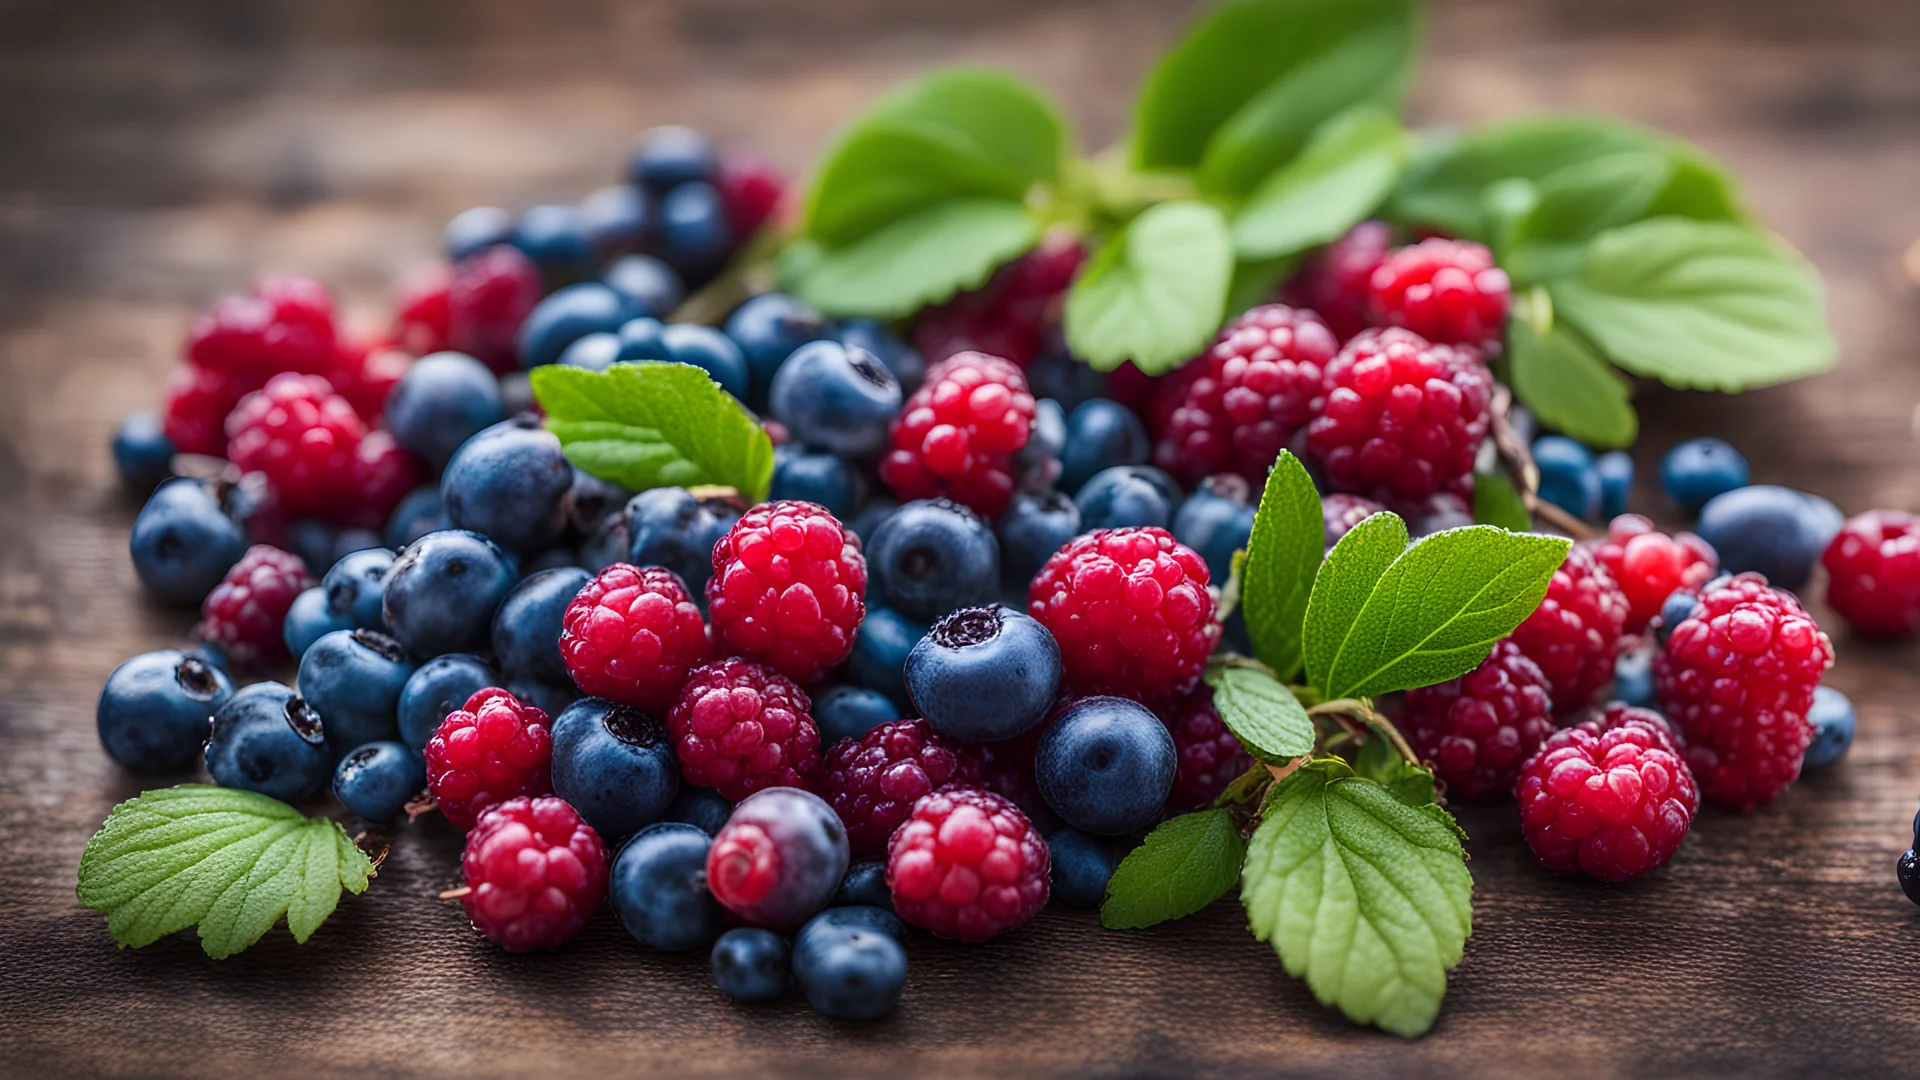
[1153,684,1252,810]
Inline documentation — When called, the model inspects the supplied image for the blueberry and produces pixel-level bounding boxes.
[1075,465,1182,532]
[384,351,505,470]
[97,650,233,773]
[205,682,329,803]
[333,529,382,565]
[658,181,733,282]
[1048,826,1132,908]
[498,371,536,416]
[611,821,722,951]
[629,125,718,193]
[511,203,594,289]
[832,317,923,394]
[727,293,829,406]
[524,548,582,574]
[1612,645,1655,708]
[580,512,629,573]
[1036,695,1177,835]
[602,254,685,318]
[907,605,1061,742]
[1016,398,1068,483]
[507,678,579,717]
[1027,348,1107,411]
[517,282,632,369]
[845,605,928,710]
[1596,451,1634,519]
[285,519,341,577]
[1900,850,1920,906]
[382,529,519,658]
[283,587,352,661]
[332,741,425,823]
[771,446,862,519]
[1803,685,1855,770]
[997,491,1081,591]
[296,629,417,753]
[1655,589,1700,645]
[130,478,247,606]
[396,653,497,750]
[1172,475,1256,584]
[385,486,448,550]
[664,786,734,837]
[792,924,906,1021]
[621,486,742,600]
[813,685,900,745]
[492,566,593,686]
[769,341,901,456]
[112,410,173,491]
[579,184,652,263]
[189,641,230,674]
[558,330,621,372]
[832,861,894,911]
[550,698,681,839]
[441,417,574,555]
[847,496,896,548]
[712,787,849,929]
[1532,436,1600,521]
[1662,437,1749,512]
[619,321,750,401]
[566,467,633,536]
[711,928,791,1004]
[798,904,904,946]
[1695,485,1844,590]
[868,498,1000,622]
[1059,399,1149,495]
[445,205,514,262]
[322,547,396,630]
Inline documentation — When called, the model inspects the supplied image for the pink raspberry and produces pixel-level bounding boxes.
[821,718,982,858]
[448,244,542,373]
[913,235,1084,369]
[1284,219,1394,340]
[1509,544,1631,714]
[879,352,1037,518]
[1402,638,1554,802]
[162,362,260,457]
[336,430,426,532]
[1321,493,1384,550]
[1654,573,1835,809]
[185,276,337,379]
[1585,514,1719,634]
[666,659,821,800]
[198,544,313,667]
[560,563,712,711]
[886,787,1050,942]
[393,264,453,357]
[1304,327,1493,502]
[425,688,555,830]
[325,336,412,425]
[1028,527,1220,698]
[459,795,607,952]
[224,372,366,518]
[716,156,787,238]
[1515,704,1698,882]
[1823,508,1920,637]
[1367,238,1512,353]
[1153,684,1252,809]
[706,500,866,684]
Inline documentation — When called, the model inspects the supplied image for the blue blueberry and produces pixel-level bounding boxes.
[1059,399,1149,495]
[517,282,632,369]
[611,821,722,951]
[285,518,341,577]
[1695,485,1844,590]
[1803,685,1855,770]
[906,605,1061,742]
[445,206,514,262]
[493,566,592,686]
[664,787,734,837]
[847,496,896,548]
[1075,465,1182,531]
[1048,826,1132,908]
[997,491,1081,591]
[725,293,828,407]
[205,682,329,803]
[832,317,923,394]
[711,928,791,1004]
[284,587,352,661]
[523,548,581,575]
[1656,589,1700,646]
[397,653,497,750]
[322,547,395,630]
[771,446,861,519]
[441,417,574,555]
[716,787,850,929]
[868,498,1000,622]
[619,321,750,401]
[566,467,633,535]
[1016,398,1068,483]
[1171,475,1256,584]
[579,184,652,263]
[296,629,416,753]
[551,698,681,839]
[1596,451,1634,519]
[332,741,425,823]
[384,351,505,470]
[381,529,519,658]
[1612,645,1655,708]
[813,685,900,745]
[189,641,230,674]
[658,181,733,282]
[832,862,893,911]
[629,126,718,193]
[845,605,928,710]
[769,341,901,456]
[511,203,594,288]
[112,410,173,491]
[603,254,685,318]
[129,478,247,606]
[792,923,906,1021]
[1662,437,1749,513]
[97,650,233,773]
[1900,850,1920,906]
[621,486,742,600]
[1036,695,1177,835]
[1532,436,1600,521]
[1027,347,1107,411]
[507,678,579,717]
[557,330,621,372]
[385,486,448,550]
[798,904,903,946]
[333,530,382,565]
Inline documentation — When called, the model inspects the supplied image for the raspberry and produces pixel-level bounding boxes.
[1402,639,1553,802]
[879,352,1036,518]
[198,544,313,667]
[336,430,427,532]
[1515,704,1698,881]
[561,563,713,711]
[1654,573,1835,809]
[162,362,259,457]
[1322,492,1384,549]
[425,687,555,830]
[224,373,366,519]
[1509,543,1630,714]
[716,156,786,238]
[1153,684,1252,809]
[1822,508,1920,636]
[974,720,1058,833]
[1304,327,1492,502]
[706,500,867,683]
[1147,304,1338,486]
[1367,238,1512,352]
[185,276,337,378]
[325,336,412,424]
[1585,514,1719,634]
[913,236,1084,369]
[459,795,607,952]
[1028,527,1220,698]
[886,787,1049,942]
[821,718,982,858]
[666,659,822,800]
[1284,219,1393,340]
[448,244,543,373]
[393,265,453,357]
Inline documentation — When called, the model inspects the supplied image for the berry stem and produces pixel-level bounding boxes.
[1308,698,1421,767]
[1489,383,1595,541]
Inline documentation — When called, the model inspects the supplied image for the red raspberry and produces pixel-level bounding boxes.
[1029,527,1220,698]
[1304,327,1492,502]
[393,265,453,357]
[224,373,366,518]
[448,244,543,373]
[913,235,1084,368]
[1284,219,1394,340]
[974,720,1059,833]
[716,156,787,238]
[1515,704,1698,881]
[185,276,337,378]
[1321,492,1384,550]
[886,787,1049,942]
[1823,508,1920,636]
[336,430,427,532]
[459,795,607,952]
[1402,638,1554,802]
[879,352,1036,518]
[325,336,412,425]
[821,718,982,858]
[1367,238,1511,353]
[666,659,822,800]
[1153,684,1252,809]
[561,563,712,711]
[1585,514,1719,634]
[1509,543,1630,714]
[1147,304,1338,487]
[197,544,312,667]
[1654,573,1835,809]
[706,500,866,683]
[425,688,555,830]
[162,362,259,457]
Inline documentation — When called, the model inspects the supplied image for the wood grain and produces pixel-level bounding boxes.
[4,1,1920,1076]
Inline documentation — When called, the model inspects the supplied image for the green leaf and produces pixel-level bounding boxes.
[1548,217,1836,392]
[782,199,1039,318]
[1317,526,1571,700]
[1225,255,1300,318]
[1234,107,1409,262]
[1063,200,1233,374]
[1302,512,1408,697]
[1241,450,1322,681]
[1353,736,1439,811]
[77,785,373,959]
[532,362,775,501]
[1507,149,1737,253]
[1204,656,1315,762]
[1506,315,1638,448]
[1470,471,1532,532]
[1242,760,1472,1037]
[1101,808,1247,929]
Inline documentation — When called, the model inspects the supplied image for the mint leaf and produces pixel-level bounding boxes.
[1549,218,1836,392]
[1241,759,1472,1037]
[1225,255,1300,317]
[77,785,373,959]
[1471,471,1532,532]
[1204,656,1315,762]
[1317,526,1570,700]
[782,199,1038,318]
[1353,735,1439,812]
[1506,149,1738,254]
[1233,107,1410,261]
[1301,511,1408,698]
[1101,808,1246,929]
[1063,200,1233,374]
[532,362,775,501]
[1241,450,1321,680]
[1507,314,1637,448]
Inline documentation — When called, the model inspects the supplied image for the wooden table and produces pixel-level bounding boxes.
[3,1,1919,1075]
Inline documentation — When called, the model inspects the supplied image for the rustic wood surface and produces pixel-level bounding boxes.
[3,1,1919,1076]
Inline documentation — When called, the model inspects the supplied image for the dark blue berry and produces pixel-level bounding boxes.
[907,605,1061,742]
[770,341,901,457]
[611,821,721,951]
[1533,436,1600,521]
[1694,485,1843,590]
[1596,451,1634,519]
[551,698,681,839]
[112,410,173,492]
[1662,437,1749,513]
[1803,685,1855,770]
[296,629,416,753]
[771,446,862,519]
[664,786,734,837]
[799,904,903,945]
[997,490,1081,592]
[283,587,352,661]
[384,351,505,470]
[832,862,894,911]
[619,320,750,401]
[333,530,382,564]
[512,203,594,289]
[517,282,632,369]
[1656,589,1699,645]
[557,331,621,372]
[832,317,923,394]
[385,486,448,550]
[629,126,718,193]
[1075,465,1181,532]
[1015,398,1068,486]
[441,417,574,555]
[813,685,900,745]
[727,293,828,407]
[445,206,513,262]
[1901,849,1920,906]
[1027,346,1107,411]
[492,566,592,686]
[845,605,927,710]
[579,184,652,263]
[793,924,906,1021]
[715,787,850,929]
[396,653,497,750]
[97,650,233,773]
[566,467,632,535]
[1171,475,1255,584]
[523,548,581,575]
[621,486,742,601]
[205,682,329,803]
[711,928,791,1004]
[1036,695,1177,835]
[286,519,341,578]
[506,678,578,717]
[332,740,425,823]
[1048,826,1132,908]
[603,254,685,318]
[847,496,896,547]
[130,478,247,606]
[322,547,395,630]
[658,181,733,282]
[1612,645,1655,708]
[1059,398,1149,495]
[868,498,999,622]
[381,529,519,658]
[189,642,230,674]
